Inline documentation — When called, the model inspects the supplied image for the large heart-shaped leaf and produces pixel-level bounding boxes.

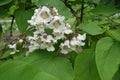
[74,49,100,80]
[0,50,74,80]
[95,37,120,80]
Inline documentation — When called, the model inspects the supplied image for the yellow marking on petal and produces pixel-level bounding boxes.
[53,20,60,28]
[47,43,53,47]
[54,33,62,36]
[51,8,57,16]
[40,11,49,19]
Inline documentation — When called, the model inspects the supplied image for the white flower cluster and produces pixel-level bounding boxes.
[8,39,23,54]
[60,33,86,54]
[8,6,86,55]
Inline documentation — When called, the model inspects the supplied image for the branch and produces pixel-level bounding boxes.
[64,0,77,17]
[10,15,14,37]
[64,0,80,23]
[80,0,85,23]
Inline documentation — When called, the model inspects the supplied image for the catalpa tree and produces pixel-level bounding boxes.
[0,0,120,80]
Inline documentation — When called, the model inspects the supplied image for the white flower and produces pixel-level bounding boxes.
[28,6,53,25]
[78,41,85,46]
[28,42,40,53]
[70,37,79,46]
[40,42,47,49]
[47,45,55,51]
[53,25,65,33]
[60,40,70,48]
[36,24,45,33]
[10,50,19,55]
[64,29,73,34]
[77,33,86,41]
[60,49,68,54]
[10,51,16,55]
[8,44,20,55]
[50,7,59,16]
[40,33,48,42]
[49,16,65,29]
[46,35,56,43]
[28,20,37,25]
[53,32,65,40]
[8,44,16,49]
[64,23,73,34]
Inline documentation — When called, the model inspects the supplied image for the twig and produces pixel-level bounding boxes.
[80,0,85,23]
[64,0,80,23]
[64,0,77,17]
[64,0,85,24]
[10,15,14,37]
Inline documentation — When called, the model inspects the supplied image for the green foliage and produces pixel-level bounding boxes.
[34,0,72,18]
[15,9,33,33]
[0,0,12,6]
[95,37,120,80]
[0,50,11,59]
[92,0,100,4]
[80,22,105,35]
[92,5,120,16]
[0,50,74,80]
[107,29,120,42]
[74,49,100,80]
[1,0,120,80]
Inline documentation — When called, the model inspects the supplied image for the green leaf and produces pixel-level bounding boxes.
[92,5,120,16]
[74,49,100,80]
[95,37,120,80]
[15,9,33,33]
[34,0,72,18]
[0,0,12,6]
[0,50,74,80]
[106,29,120,42]
[93,0,100,4]
[80,22,105,35]
[8,5,19,15]
[113,68,120,80]
[0,50,11,59]
[31,0,39,3]
[0,4,11,17]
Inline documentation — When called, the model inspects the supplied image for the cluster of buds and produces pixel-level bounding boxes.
[8,6,86,55]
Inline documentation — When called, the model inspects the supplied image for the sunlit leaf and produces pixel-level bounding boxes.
[106,29,120,42]
[80,22,105,35]
[74,49,100,80]
[0,50,74,80]
[95,37,120,80]
[15,9,33,33]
